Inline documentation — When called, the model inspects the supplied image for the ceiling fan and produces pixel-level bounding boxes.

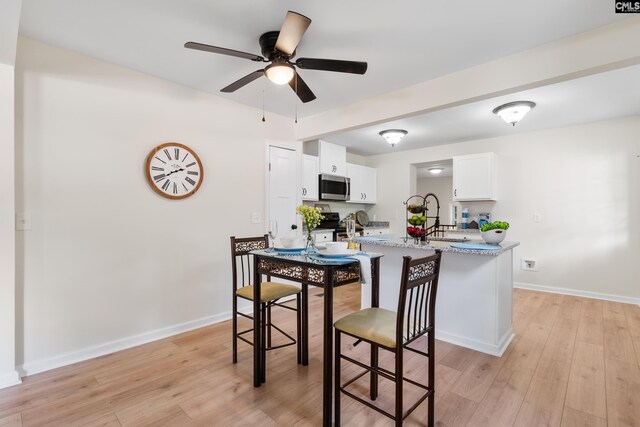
[184,11,368,103]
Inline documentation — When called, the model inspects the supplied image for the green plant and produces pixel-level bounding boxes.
[481,221,510,232]
[296,205,324,232]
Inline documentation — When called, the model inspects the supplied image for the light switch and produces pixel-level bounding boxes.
[16,212,32,230]
[533,213,541,223]
[251,212,261,224]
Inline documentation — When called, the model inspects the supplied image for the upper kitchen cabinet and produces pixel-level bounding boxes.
[318,140,347,176]
[301,154,319,201]
[453,152,497,201]
[347,163,377,204]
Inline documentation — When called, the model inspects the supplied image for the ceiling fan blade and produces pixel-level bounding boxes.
[221,70,265,93]
[288,72,316,103]
[185,42,265,62]
[296,58,367,75]
[275,11,311,56]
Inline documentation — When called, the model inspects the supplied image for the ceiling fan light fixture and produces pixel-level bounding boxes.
[492,101,536,126]
[265,62,295,85]
[379,129,407,147]
[429,167,443,174]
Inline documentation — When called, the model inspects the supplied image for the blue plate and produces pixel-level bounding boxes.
[273,247,305,253]
[450,243,501,251]
[307,254,357,264]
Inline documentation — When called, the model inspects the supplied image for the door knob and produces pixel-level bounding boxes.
[291,224,298,230]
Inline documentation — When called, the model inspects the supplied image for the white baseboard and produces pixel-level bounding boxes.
[436,328,514,357]
[0,370,21,390]
[18,311,234,377]
[513,282,640,306]
[17,293,299,377]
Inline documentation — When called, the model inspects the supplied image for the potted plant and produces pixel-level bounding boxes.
[480,221,509,244]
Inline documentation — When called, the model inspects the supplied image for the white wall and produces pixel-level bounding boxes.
[0,0,22,389]
[15,38,295,373]
[368,117,640,300]
[0,63,19,387]
[416,176,455,225]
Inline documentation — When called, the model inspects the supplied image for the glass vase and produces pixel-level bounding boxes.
[305,232,316,253]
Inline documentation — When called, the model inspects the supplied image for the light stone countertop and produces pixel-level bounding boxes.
[356,237,519,256]
[447,228,480,234]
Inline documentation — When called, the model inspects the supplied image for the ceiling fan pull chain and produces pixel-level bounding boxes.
[262,83,266,122]
[294,73,298,124]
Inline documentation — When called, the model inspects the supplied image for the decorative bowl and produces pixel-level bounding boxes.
[324,241,349,253]
[407,204,426,214]
[406,227,426,238]
[481,229,506,244]
[280,236,303,248]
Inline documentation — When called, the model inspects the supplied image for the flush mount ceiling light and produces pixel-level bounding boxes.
[429,167,443,174]
[264,62,295,85]
[379,129,408,147]
[492,101,536,126]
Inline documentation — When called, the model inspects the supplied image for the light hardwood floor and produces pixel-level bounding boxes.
[1,285,639,426]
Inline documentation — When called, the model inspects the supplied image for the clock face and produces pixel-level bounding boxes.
[145,142,203,199]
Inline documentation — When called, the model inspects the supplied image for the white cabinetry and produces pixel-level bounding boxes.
[453,153,497,201]
[347,163,377,204]
[301,154,319,201]
[363,228,389,236]
[318,140,347,176]
[313,231,333,243]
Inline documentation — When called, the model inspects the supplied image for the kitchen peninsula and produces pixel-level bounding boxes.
[357,237,520,356]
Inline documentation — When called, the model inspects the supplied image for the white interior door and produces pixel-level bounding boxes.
[269,146,299,241]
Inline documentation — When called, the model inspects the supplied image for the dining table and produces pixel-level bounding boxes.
[250,248,383,426]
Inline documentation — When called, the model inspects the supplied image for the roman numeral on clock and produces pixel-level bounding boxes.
[187,171,199,176]
[182,183,189,192]
[162,179,170,191]
[186,162,196,168]
[174,148,180,160]
[185,177,196,186]
[154,156,166,164]
[153,173,166,182]
[173,182,178,194]
[163,149,171,160]
[182,153,189,162]
[151,166,164,171]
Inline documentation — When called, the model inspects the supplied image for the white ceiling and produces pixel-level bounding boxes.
[416,160,453,178]
[323,65,640,155]
[18,0,626,119]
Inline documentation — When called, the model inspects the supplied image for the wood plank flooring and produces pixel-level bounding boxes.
[1,286,639,426]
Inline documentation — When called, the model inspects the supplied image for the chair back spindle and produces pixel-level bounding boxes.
[397,251,442,346]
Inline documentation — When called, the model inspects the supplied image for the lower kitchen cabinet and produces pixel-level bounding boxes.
[363,228,389,236]
[313,230,333,243]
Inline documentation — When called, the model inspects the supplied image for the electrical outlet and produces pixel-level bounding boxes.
[250,212,261,224]
[521,258,538,271]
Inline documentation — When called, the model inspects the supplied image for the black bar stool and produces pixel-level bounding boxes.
[334,250,442,426]
[230,235,308,371]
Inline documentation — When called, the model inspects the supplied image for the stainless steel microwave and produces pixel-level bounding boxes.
[319,174,350,201]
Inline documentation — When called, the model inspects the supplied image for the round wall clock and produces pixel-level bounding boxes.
[145,142,203,199]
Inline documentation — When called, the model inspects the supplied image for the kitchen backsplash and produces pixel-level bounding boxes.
[303,201,374,222]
